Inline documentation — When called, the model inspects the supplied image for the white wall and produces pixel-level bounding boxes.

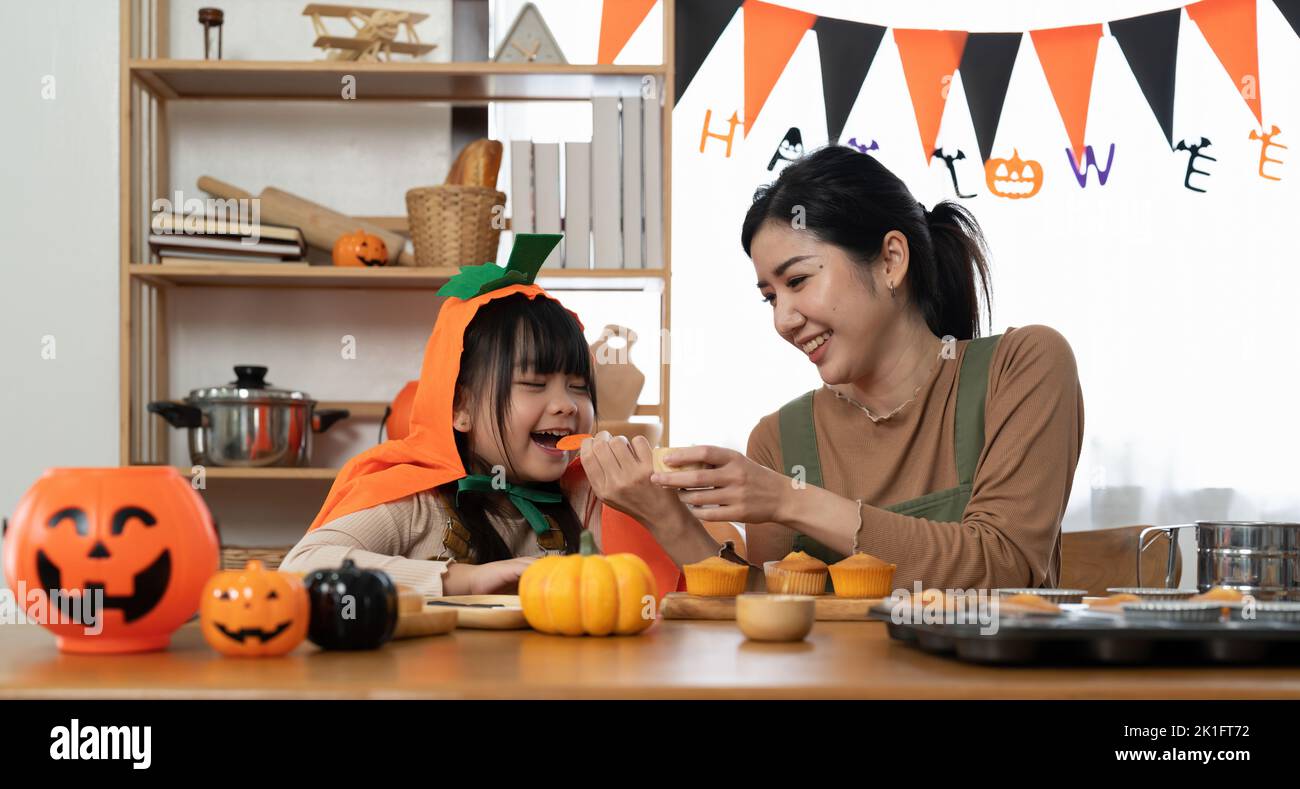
[0,0,121,588]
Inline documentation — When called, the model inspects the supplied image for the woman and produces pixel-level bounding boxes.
[581,145,1084,591]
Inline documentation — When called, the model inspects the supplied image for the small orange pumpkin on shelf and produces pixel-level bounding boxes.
[332,229,389,267]
[200,560,309,657]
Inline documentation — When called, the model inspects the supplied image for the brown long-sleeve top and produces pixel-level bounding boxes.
[746,324,1084,590]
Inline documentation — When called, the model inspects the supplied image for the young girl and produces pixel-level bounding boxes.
[280,235,682,598]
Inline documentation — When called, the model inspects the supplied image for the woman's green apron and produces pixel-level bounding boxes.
[777,335,1003,575]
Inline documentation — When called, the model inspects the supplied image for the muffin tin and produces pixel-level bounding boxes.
[993,588,1088,605]
[1105,587,1198,600]
[870,600,1300,665]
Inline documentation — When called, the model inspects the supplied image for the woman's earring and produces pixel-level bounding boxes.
[888,281,896,299]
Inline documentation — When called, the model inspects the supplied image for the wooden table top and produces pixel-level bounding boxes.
[4,620,1300,700]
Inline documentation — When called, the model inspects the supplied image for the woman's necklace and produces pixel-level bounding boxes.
[830,339,946,423]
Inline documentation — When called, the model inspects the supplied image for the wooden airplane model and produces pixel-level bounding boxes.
[303,4,437,62]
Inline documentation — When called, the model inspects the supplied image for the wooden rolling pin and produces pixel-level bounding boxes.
[197,175,414,266]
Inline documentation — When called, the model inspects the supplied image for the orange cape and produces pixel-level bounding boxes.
[307,282,684,598]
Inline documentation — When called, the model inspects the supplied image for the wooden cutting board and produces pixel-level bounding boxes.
[425,595,529,630]
[660,593,886,622]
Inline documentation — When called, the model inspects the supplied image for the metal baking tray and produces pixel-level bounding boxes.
[868,605,1300,665]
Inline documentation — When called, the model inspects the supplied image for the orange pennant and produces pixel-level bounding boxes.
[1186,0,1262,126]
[742,0,815,137]
[894,29,968,163]
[597,0,659,65]
[1030,24,1102,164]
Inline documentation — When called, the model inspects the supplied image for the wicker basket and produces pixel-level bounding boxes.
[220,545,294,572]
[405,185,506,268]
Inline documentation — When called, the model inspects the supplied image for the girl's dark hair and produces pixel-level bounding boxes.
[437,293,597,562]
[740,145,992,340]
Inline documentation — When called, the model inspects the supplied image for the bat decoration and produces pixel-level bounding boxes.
[699,109,741,158]
[1066,144,1116,188]
[847,137,879,154]
[767,127,804,172]
[932,148,976,198]
[1174,137,1215,193]
[1248,125,1287,181]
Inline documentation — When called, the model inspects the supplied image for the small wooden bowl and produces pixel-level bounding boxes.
[735,594,815,642]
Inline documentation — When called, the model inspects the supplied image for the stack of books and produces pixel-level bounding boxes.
[148,212,307,263]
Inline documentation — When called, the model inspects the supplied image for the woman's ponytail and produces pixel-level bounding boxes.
[923,199,992,340]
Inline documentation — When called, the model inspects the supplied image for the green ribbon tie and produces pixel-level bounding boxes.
[456,474,563,536]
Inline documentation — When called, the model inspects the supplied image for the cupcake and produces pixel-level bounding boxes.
[829,552,896,598]
[765,551,829,595]
[683,555,748,597]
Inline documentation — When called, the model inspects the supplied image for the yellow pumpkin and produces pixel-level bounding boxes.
[200,560,309,657]
[519,532,656,636]
[984,149,1043,199]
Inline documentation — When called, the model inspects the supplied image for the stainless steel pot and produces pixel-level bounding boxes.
[1138,521,1300,600]
[148,365,349,467]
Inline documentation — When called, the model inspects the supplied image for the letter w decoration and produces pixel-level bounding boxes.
[1066,143,1115,187]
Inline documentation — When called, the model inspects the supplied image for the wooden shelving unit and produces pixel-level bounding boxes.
[119,0,675,476]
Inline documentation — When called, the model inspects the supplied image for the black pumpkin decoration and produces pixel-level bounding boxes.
[303,559,398,650]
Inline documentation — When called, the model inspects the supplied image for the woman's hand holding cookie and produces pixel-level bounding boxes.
[650,445,791,525]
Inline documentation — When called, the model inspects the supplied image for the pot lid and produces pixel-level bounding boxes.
[188,365,311,403]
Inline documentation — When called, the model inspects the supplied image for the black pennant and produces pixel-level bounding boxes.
[1276,0,1300,39]
[674,0,743,104]
[813,17,886,144]
[1110,9,1181,149]
[959,32,1023,163]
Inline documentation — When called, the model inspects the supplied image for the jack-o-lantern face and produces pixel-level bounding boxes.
[985,149,1043,199]
[332,229,389,267]
[200,560,308,657]
[3,467,219,654]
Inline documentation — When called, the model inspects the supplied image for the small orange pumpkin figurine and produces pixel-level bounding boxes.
[200,560,309,657]
[984,149,1044,199]
[3,466,219,654]
[332,229,389,267]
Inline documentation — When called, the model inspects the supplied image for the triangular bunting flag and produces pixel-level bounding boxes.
[1030,24,1102,164]
[1186,0,1262,126]
[895,29,968,163]
[1110,9,1181,149]
[959,32,1022,163]
[742,0,815,137]
[1277,0,1300,39]
[674,0,742,103]
[813,17,886,144]
[598,0,659,65]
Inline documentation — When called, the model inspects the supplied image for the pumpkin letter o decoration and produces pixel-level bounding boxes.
[984,149,1043,199]
[3,466,219,654]
[519,532,656,636]
[332,229,389,267]
[200,560,309,657]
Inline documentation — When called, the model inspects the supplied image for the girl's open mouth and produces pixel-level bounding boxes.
[530,430,569,457]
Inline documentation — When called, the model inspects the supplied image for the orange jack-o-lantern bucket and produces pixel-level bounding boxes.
[383,380,419,441]
[3,466,220,654]
[200,560,309,657]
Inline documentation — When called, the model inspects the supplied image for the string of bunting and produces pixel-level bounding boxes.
[597,0,1299,193]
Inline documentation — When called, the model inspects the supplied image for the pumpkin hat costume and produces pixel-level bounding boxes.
[308,234,684,598]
